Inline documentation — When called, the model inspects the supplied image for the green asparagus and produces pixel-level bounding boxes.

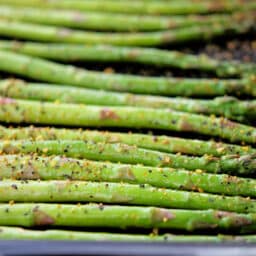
[1,155,256,197]
[2,180,256,213]
[0,98,255,143]
[0,0,255,15]
[0,125,254,157]
[2,226,256,242]
[0,0,255,241]
[0,226,171,241]
[0,41,254,77]
[0,140,255,175]
[1,203,256,232]
[0,18,253,46]
[1,79,255,122]
[0,6,243,32]
[0,50,254,97]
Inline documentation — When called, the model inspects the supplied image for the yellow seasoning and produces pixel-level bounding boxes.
[9,200,15,205]
[42,148,49,153]
[195,169,203,174]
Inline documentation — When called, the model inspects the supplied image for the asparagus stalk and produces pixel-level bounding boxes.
[1,154,256,197]
[2,226,256,242]
[2,180,256,213]
[0,226,170,242]
[0,98,255,144]
[0,41,254,77]
[1,203,256,232]
[0,6,242,32]
[0,50,254,97]
[0,140,255,175]
[1,79,255,122]
[0,18,253,47]
[0,125,254,157]
[0,0,255,15]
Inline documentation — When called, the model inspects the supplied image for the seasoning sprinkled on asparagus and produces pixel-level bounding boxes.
[0,98,255,143]
[0,79,255,122]
[0,140,254,175]
[1,154,256,197]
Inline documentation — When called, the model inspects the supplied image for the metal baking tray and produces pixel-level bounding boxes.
[1,241,256,256]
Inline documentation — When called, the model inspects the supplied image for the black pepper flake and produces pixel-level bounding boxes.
[11,184,18,190]
[246,131,252,136]
[164,235,169,241]
[153,136,158,142]
[63,174,72,180]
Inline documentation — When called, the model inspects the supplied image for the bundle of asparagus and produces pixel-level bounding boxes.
[0,0,255,243]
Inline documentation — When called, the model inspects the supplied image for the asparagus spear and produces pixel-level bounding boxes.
[0,41,254,77]
[2,226,256,242]
[3,179,256,213]
[0,98,255,144]
[0,0,255,15]
[0,18,253,46]
[0,226,170,242]
[1,79,255,122]
[1,203,256,232]
[0,6,242,32]
[0,140,255,175]
[0,50,254,97]
[0,125,254,157]
[1,154,256,197]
